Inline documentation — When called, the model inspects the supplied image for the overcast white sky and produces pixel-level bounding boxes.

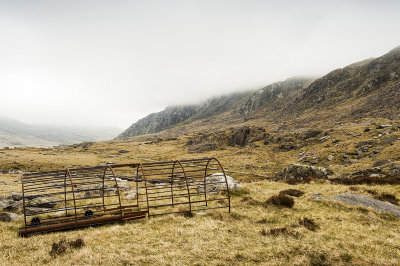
[1,0,399,129]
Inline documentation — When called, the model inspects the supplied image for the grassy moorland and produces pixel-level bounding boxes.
[1,175,400,265]
[0,117,399,265]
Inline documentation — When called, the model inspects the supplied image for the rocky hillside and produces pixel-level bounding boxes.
[0,116,121,148]
[118,46,400,138]
[117,91,253,138]
[282,46,400,120]
[236,77,313,115]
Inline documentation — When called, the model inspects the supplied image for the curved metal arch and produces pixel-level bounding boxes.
[136,165,140,210]
[137,163,150,216]
[106,165,123,219]
[64,171,68,216]
[21,174,27,235]
[170,161,178,207]
[204,157,231,213]
[175,160,192,214]
[66,168,78,227]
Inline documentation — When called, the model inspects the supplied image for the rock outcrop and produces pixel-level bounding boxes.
[197,173,243,193]
[332,193,400,217]
[236,78,312,115]
[228,126,265,147]
[0,212,22,222]
[274,164,333,181]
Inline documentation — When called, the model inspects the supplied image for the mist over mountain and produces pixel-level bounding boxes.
[118,46,400,139]
[0,116,121,148]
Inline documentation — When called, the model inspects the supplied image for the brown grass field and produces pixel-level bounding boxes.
[0,117,399,265]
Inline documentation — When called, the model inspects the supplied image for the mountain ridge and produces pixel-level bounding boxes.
[118,46,400,139]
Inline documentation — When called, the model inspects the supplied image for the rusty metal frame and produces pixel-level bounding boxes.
[18,158,231,237]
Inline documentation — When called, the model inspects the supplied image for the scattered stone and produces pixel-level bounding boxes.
[1,181,9,185]
[114,182,131,192]
[11,192,23,201]
[331,193,400,217]
[332,139,340,143]
[300,130,322,140]
[0,197,22,212]
[352,168,383,176]
[357,145,370,153]
[0,212,22,222]
[27,197,58,209]
[277,144,298,152]
[81,184,116,198]
[297,152,319,164]
[381,135,398,145]
[327,155,334,161]
[273,164,333,182]
[390,164,400,175]
[118,150,130,154]
[355,140,376,148]
[309,193,324,202]
[155,183,168,188]
[188,142,217,153]
[70,142,94,149]
[370,174,384,178]
[25,207,52,215]
[197,173,243,193]
[346,159,360,164]
[372,159,392,167]
[126,192,137,199]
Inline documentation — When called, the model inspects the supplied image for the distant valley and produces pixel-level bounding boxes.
[0,116,121,148]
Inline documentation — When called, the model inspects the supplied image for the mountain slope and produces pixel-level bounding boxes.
[118,46,400,138]
[118,105,201,138]
[282,46,400,118]
[236,77,313,115]
[117,91,254,138]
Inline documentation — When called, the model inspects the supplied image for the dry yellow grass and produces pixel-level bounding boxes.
[1,176,400,265]
[0,117,399,264]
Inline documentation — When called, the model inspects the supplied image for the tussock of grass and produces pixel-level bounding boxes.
[299,217,320,231]
[374,193,399,205]
[279,188,305,197]
[49,238,85,257]
[263,226,300,237]
[265,194,295,208]
[241,196,262,206]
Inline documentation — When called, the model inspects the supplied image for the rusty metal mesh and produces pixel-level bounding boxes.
[18,158,230,236]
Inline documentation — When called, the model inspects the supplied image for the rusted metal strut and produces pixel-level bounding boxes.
[18,158,231,237]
